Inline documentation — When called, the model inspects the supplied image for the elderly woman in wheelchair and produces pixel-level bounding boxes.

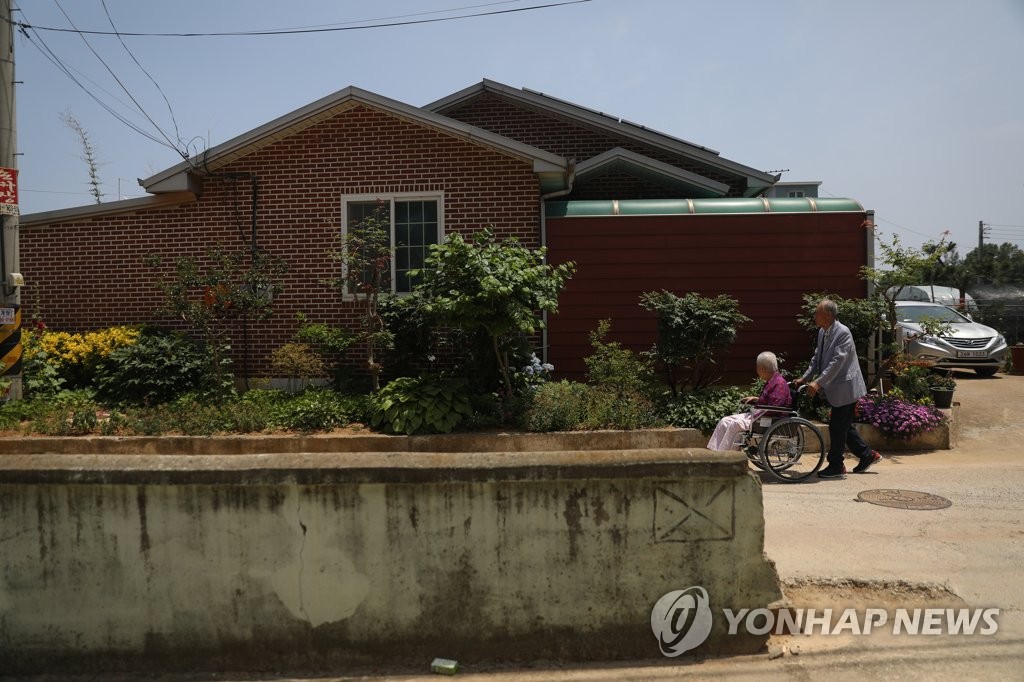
[707,351,826,483]
[707,351,791,451]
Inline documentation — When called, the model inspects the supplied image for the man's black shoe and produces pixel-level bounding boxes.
[853,450,882,473]
[818,465,847,479]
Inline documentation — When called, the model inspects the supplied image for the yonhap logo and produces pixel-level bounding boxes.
[650,586,714,656]
[650,585,1000,656]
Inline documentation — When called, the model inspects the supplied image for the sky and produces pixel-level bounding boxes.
[8,0,1024,255]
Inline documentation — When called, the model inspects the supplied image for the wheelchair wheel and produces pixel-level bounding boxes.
[758,417,826,483]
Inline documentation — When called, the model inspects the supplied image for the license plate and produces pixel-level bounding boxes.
[956,350,988,358]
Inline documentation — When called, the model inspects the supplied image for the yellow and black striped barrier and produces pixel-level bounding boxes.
[0,303,21,380]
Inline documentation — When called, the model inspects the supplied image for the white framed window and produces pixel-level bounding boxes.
[342,193,444,294]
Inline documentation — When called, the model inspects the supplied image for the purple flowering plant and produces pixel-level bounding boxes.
[856,394,947,440]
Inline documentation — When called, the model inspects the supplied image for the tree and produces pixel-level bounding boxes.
[862,234,948,350]
[327,203,393,391]
[639,290,751,395]
[146,246,288,392]
[413,229,575,395]
[60,110,105,204]
[963,243,1024,286]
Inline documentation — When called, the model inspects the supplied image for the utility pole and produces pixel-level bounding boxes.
[978,220,989,250]
[1,0,23,400]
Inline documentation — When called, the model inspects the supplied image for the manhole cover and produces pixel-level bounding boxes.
[857,489,952,510]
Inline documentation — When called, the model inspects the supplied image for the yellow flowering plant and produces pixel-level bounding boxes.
[22,326,142,394]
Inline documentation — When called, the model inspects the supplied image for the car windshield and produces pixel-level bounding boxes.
[897,305,969,324]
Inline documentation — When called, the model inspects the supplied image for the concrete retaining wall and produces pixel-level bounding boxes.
[0,430,782,675]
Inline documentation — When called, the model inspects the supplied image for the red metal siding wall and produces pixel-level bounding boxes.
[20,105,542,377]
[545,212,869,384]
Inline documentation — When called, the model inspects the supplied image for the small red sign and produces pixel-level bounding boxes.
[0,167,18,215]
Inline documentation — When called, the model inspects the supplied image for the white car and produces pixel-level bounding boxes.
[895,301,1007,376]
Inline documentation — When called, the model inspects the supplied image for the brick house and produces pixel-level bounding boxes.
[19,80,870,385]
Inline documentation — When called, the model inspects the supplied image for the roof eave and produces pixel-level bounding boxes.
[18,192,198,227]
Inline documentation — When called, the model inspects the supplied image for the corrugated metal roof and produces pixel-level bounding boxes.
[546,197,865,217]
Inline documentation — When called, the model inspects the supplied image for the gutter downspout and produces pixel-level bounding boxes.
[539,159,575,365]
[864,210,879,386]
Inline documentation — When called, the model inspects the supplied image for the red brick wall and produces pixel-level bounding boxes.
[545,211,870,384]
[440,93,745,196]
[20,105,543,378]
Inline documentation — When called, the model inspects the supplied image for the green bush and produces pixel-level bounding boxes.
[522,380,591,432]
[275,388,364,432]
[370,376,473,435]
[639,290,751,395]
[293,314,356,388]
[661,386,750,433]
[92,328,225,406]
[271,342,326,391]
[24,389,104,436]
[523,380,661,432]
[580,386,661,431]
[584,320,655,396]
[891,363,934,403]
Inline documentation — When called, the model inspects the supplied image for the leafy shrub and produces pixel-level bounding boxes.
[523,380,661,432]
[889,362,934,402]
[275,389,363,432]
[584,320,654,396]
[271,342,326,391]
[293,314,356,388]
[119,404,176,436]
[798,293,885,359]
[639,290,751,395]
[92,328,224,406]
[370,376,473,435]
[523,380,591,432]
[24,389,103,436]
[661,386,750,433]
[165,398,233,436]
[856,394,947,440]
[22,326,141,394]
[21,348,66,398]
[378,295,439,379]
[413,228,575,394]
[579,386,661,431]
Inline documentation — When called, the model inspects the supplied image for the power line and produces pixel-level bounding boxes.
[13,0,592,38]
[17,26,175,151]
[50,0,188,160]
[99,0,185,149]
[875,216,945,241]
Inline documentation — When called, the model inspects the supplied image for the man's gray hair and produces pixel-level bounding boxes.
[756,351,779,373]
[819,299,839,318]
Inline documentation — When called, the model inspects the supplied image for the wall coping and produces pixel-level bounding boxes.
[0,428,752,485]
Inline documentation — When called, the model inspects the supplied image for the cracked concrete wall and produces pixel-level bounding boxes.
[0,461,781,673]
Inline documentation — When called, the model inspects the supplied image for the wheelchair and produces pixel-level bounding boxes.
[734,384,826,483]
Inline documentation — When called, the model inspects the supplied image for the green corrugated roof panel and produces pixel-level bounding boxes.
[545,197,864,217]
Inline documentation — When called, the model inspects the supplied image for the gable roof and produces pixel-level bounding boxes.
[575,147,730,198]
[425,79,778,197]
[142,85,571,195]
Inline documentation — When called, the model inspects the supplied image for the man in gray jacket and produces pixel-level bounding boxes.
[794,299,881,478]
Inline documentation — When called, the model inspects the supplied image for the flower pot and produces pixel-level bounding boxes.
[930,387,954,409]
[1012,345,1024,376]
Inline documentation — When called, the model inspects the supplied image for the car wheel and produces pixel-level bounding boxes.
[975,367,999,377]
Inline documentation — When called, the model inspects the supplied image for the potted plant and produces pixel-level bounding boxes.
[928,371,957,409]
